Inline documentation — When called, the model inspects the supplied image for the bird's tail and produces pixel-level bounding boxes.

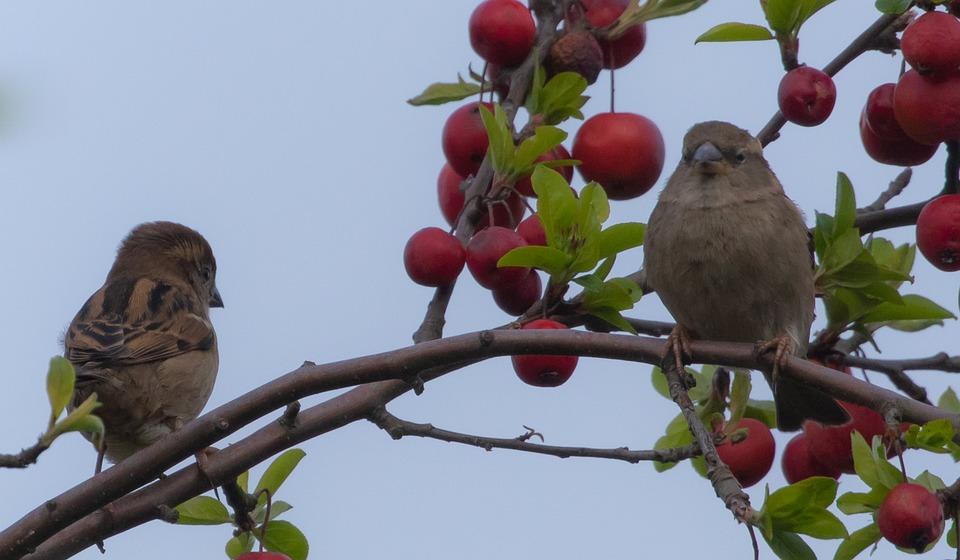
[774,376,849,432]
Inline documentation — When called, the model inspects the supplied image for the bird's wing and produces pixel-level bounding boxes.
[65,278,215,367]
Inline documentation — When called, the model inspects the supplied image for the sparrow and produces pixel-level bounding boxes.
[643,121,847,431]
[64,221,223,465]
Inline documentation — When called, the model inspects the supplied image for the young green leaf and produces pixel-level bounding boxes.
[728,369,752,426]
[696,22,774,43]
[258,520,309,560]
[255,449,307,505]
[237,470,250,493]
[875,0,913,14]
[860,294,955,324]
[588,308,638,334]
[174,495,232,525]
[797,0,836,27]
[226,532,255,559]
[498,245,571,276]
[766,530,816,560]
[254,500,294,524]
[479,104,513,176]
[597,223,646,259]
[833,523,882,560]
[836,488,885,515]
[407,75,484,106]
[46,356,76,425]
[833,172,856,237]
[514,126,567,174]
[763,0,803,34]
[904,419,956,453]
[939,387,960,413]
[534,71,589,124]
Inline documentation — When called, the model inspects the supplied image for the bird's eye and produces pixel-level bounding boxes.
[200,266,212,282]
[735,151,747,164]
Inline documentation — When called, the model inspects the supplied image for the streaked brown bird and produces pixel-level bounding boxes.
[64,221,223,465]
[643,121,847,431]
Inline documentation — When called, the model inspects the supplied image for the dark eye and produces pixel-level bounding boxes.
[200,266,212,282]
[735,151,747,164]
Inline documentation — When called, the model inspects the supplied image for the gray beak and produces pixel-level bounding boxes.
[209,285,224,308]
[693,141,723,164]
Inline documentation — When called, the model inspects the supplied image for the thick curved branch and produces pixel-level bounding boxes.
[18,331,959,559]
[368,407,700,464]
[0,440,49,469]
[757,12,904,146]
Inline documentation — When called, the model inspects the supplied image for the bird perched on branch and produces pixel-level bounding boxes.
[64,221,223,466]
[643,121,847,431]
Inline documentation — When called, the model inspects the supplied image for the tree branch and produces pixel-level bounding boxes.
[859,168,913,213]
[757,12,904,146]
[11,332,959,558]
[0,440,49,469]
[367,407,700,464]
[842,352,960,404]
[412,1,568,343]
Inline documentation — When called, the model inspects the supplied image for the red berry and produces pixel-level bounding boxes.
[576,0,646,69]
[404,227,466,287]
[469,0,536,67]
[442,102,492,177]
[715,418,775,488]
[236,553,292,560]
[917,194,960,271]
[573,112,664,200]
[438,164,466,227]
[465,226,529,289]
[515,145,574,197]
[804,402,886,474]
[894,69,960,145]
[878,483,945,553]
[860,84,939,166]
[547,30,604,84]
[492,270,542,315]
[511,319,578,387]
[901,11,960,75]
[777,66,837,127]
[781,433,841,484]
[517,214,547,246]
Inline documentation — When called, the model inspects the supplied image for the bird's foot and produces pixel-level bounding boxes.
[754,334,795,383]
[663,325,694,379]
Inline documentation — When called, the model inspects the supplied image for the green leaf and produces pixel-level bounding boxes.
[797,0,836,26]
[532,167,577,247]
[884,319,944,332]
[407,76,484,106]
[813,211,834,260]
[594,255,616,281]
[254,500,294,524]
[597,223,646,259]
[904,419,956,453]
[652,424,694,472]
[820,229,864,274]
[237,471,249,493]
[45,393,102,445]
[588,307,637,334]
[836,489,885,514]
[650,366,670,399]
[949,519,958,548]
[834,172,856,237]
[833,523,882,560]
[766,530,816,560]
[727,368,752,425]
[46,357,75,424]
[514,126,566,172]
[174,495,232,525]
[696,22,774,43]
[572,273,604,292]
[763,0,803,34]
[785,509,848,539]
[578,182,610,227]
[535,71,589,124]
[939,388,960,413]
[875,0,913,14]
[642,0,709,20]
[861,294,955,324]
[479,104,512,175]
[259,520,309,560]
[913,470,946,492]
[53,414,104,444]
[225,533,255,559]
[255,449,306,505]
[745,399,778,427]
[766,477,840,519]
[498,245,571,276]
[582,278,642,312]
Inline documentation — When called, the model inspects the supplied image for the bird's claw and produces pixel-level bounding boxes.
[755,335,795,383]
[663,325,694,380]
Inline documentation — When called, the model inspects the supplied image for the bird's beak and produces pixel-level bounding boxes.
[209,285,224,308]
[692,141,725,176]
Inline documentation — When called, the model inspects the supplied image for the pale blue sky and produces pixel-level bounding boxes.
[2,2,958,559]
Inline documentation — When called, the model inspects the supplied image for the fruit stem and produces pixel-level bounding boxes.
[944,140,959,195]
[746,524,760,560]
[608,62,616,113]
[255,488,274,553]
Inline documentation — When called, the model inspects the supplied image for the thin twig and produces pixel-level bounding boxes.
[859,168,913,213]
[757,12,903,146]
[0,440,49,469]
[368,407,701,464]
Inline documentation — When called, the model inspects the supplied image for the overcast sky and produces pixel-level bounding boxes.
[2,2,958,559]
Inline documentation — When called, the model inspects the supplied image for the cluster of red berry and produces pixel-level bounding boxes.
[404,0,666,387]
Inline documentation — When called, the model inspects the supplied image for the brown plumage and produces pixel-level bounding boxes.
[64,221,223,463]
[643,121,847,431]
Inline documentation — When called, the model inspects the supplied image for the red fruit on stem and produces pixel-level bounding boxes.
[403,227,466,287]
[517,214,547,246]
[236,553,292,560]
[804,401,886,474]
[777,66,837,127]
[877,483,945,553]
[442,102,493,177]
[546,30,604,84]
[515,145,574,197]
[900,11,960,75]
[511,319,578,387]
[573,112,664,200]
[894,69,960,145]
[916,194,960,271]
[492,270,542,315]
[715,418,775,488]
[465,226,529,289]
[860,84,939,166]
[469,0,536,67]
[438,164,466,227]
[576,0,646,69]
[781,433,841,484]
